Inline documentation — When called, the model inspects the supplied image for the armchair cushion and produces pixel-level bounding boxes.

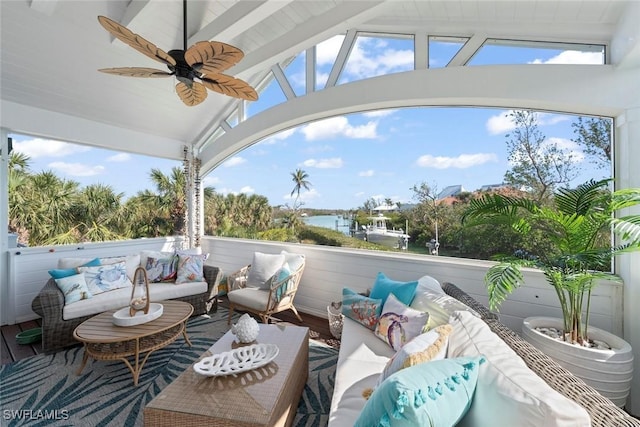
[226,287,270,312]
[246,252,286,289]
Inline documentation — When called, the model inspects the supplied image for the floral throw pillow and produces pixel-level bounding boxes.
[77,261,132,295]
[374,293,430,351]
[342,287,383,330]
[175,254,206,284]
[145,255,178,283]
[54,272,93,304]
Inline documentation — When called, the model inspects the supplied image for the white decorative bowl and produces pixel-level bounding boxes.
[112,303,163,327]
[193,343,279,377]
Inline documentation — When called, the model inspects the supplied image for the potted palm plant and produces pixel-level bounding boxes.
[462,179,640,406]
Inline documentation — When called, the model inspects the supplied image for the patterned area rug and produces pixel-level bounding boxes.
[0,308,337,426]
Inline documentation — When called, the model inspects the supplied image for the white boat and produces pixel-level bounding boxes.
[353,215,410,250]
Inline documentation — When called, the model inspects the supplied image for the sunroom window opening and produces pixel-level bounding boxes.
[245,69,288,118]
[281,51,307,97]
[6,134,183,248]
[428,36,469,68]
[315,34,345,90]
[469,39,606,66]
[336,33,414,85]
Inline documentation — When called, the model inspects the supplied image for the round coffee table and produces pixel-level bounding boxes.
[73,300,193,386]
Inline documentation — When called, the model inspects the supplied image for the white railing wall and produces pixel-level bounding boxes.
[3,237,185,325]
[3,236,623,338]
[201,237,623,336]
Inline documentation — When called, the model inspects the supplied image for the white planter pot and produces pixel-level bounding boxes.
[522,316,633,408]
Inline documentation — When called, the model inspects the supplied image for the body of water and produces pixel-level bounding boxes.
[303,215,351,236]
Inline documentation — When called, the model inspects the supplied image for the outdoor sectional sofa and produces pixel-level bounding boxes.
[32,251,222,353]
[329,278,640,426]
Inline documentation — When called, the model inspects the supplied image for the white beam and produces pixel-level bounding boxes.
[325,29,358,88]
[306,47,316,94]
[271,65,296,100]
[448,34,487,67]
[189,0,294,46]
[414,32,428,70]
[0,128,9,325]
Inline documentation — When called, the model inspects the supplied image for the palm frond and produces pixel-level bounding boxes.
[484,263,524,311]
[555,179,611,216]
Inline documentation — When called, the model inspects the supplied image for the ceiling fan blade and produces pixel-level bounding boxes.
[99,67,173,78]
[175,81,208,106]
[98,16,176,67]
[185,41,244,75]
[200,74,258,101]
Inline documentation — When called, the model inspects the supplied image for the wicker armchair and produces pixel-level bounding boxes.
[226,255,306,324]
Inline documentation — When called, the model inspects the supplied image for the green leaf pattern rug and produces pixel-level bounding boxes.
[0,308,337,426]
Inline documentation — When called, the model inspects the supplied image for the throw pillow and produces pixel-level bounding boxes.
[374,293,430,351]
[342,287,383,330]
[280,250,305,272]
[246,252,286,289]
[175,254,206,284]
[447,311,591,426]
[100,254,141,281]
[355,356,485,427]
[57,257,101,269]
[177,248,210,260]
[140,250,175,272]
[417,274,444,294]
[145,255,178,282]
[370,272,418,306]
[48,258,101,279]
[269,262,292,302]
[378,324,453,386]
[77,261,132,295]
[54,273,92,305]
[410,287,479,329]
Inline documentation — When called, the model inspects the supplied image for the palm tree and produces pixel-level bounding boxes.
[138,167,187,236]
[290,169,311,203]
[462,179,640,344]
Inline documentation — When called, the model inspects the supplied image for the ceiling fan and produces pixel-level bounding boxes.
[97,0,258,106]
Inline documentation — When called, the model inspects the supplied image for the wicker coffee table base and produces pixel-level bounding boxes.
[76,324,191,386]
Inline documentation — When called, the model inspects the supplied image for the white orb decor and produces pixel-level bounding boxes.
[231,313,260,343]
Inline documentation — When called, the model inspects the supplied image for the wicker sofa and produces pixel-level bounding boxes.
[32,263,222,354]
[441,282,639,427]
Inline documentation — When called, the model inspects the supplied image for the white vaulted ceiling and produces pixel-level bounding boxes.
[1,0,639,165]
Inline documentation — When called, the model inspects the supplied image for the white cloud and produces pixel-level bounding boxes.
[261,128,297,145]
[486,110,571,135]
[355,191,366,197]
[48,162,105,177]
[531,50,603,65]
[301,157,344,169]
[223,156,247,167]
[302,116,377,140]
[239,186,255,193]
[544,137,585,163]
[316,36,344,65]
[107,153,131,162]
[363,109,396,118]
[416,153,498,169]
[14,138,91,158]
[343,38,414,80]
[359,169,375,177]
[203,176,220,186]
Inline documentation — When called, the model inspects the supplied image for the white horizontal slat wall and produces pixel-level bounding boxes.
[201,237,623,336]
[5,237,186,325]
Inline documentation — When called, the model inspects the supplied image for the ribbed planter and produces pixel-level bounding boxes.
[522,316,633,408]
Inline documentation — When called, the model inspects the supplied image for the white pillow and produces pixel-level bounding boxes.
[246,252,286,289]
[280,250,305,272]
[448,311,591,426]
[417,274,444,294]
[410,287,479,329]
[140,250,175,271]
[77,262,133,295]
[100,254,141,281]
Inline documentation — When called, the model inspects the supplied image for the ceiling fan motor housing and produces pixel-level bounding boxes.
[168,49,200,86]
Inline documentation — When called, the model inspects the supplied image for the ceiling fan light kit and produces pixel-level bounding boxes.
[97,1,257,106]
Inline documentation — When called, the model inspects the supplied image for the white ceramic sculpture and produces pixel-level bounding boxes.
[231,313,260,343]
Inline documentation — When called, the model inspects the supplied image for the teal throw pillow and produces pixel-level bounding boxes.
[54,273,93,304]
[48,258,101,279]
[269,263,292,302]
[355,356,485,427]
[342,287,383,330]
[370,272,418,306]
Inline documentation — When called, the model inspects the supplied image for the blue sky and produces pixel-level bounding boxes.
[11,35,608,210]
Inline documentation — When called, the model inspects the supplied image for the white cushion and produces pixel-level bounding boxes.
[62,281,207,320]
[280,250,305,272]
[227,287,269,311]
[246,252,286,289]
[328,317,395,427]
[58,257,96,269]
[417,274,444,294]
[448,311,591,427]
[410,287,479,329]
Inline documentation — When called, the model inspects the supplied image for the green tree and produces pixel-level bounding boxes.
[571,117,611,170]
[138,167,187,236]
[286,169,312,231]
[504,110,578,202]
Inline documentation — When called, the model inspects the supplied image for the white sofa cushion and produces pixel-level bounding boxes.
[448,311,591,427]
[328,317,395,427]
[62,281,207,320]
[410,287,478,329]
